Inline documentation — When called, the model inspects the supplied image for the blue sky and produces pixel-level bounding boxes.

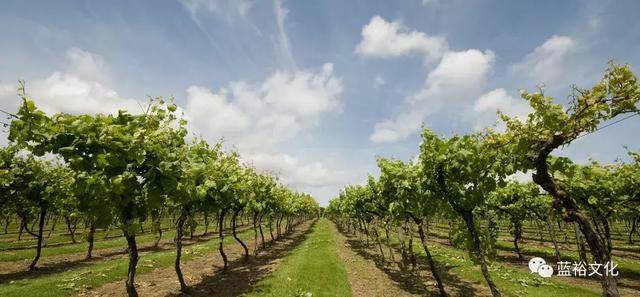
[1,0,639,205]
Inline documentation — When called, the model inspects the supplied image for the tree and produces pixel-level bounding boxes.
[498,64,640,297]
[420,129,510,297]
[1,153,73,271]
[247,172,277,252]
[168,140,217,292]
[379,157,448,296]
[9,91,186,296]
[616,152,640,244]
[202,150,244,270]
[489,181,557,262]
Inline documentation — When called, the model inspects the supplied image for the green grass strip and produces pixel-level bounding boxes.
[421,242,598,297]
[245,219,351,297]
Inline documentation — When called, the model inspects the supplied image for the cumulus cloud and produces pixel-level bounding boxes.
[65,48,111,85]
[355,16,447,62]
[370,110,424,143]
[246,152,347,187]
[0,49,141,116]
[508,171,533,183]
[184,62,342,150]
[0,47,347,202]
[471,88,532,130]
[511,35,576,84]
[26,73,141,115]
[183,63,347,194]
[370,49,495,143]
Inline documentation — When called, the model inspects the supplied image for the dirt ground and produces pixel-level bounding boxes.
[78,221,314,297]
[0,225,254,284]
[330,222,492,297]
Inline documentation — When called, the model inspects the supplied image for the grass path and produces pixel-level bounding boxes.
[245,218,351,297]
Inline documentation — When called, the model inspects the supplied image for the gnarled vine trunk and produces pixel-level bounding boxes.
[218,208,229,270]
[512,221,523,262]
[174,211,188,292]
[462,212,501,297]
[153,215,162,248]
[232,209,249,262]
[3,216,10,234]
[258,214,266,249]
[28,208,46,271]
[124,227,139,297]
[417,220,447,297]
[269,219,275,243]
[86,221,96,259]
[64,215,77,243]
[202,210,209,236]
[252,211,259,255]
[629,214,639,244]
[532,139,619,297]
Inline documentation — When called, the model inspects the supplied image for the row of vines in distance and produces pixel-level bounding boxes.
[326,64,640,297]
[0,83,320,296]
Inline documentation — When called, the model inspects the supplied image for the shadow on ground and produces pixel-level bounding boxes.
[336,224,483,297]
[0,225,253,283]
[170,221,316,297]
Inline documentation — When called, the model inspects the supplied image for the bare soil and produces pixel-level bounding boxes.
[332,222,492,297]
[0,225,253,284]
[78,221,314,297]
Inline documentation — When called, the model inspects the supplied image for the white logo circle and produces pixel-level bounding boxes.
[537,264,554,278]
[528,257,546,273]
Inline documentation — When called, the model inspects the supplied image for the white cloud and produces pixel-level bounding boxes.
[28,73,141,115]
[183,63,346,195]
[184,85,251,135]
[273,0,296,70]
[471,88,532,130]
[180,0,252,22]
[508,171,533,183]
[370,109,424,143]
[184,62,342,150]
[65,48,111,85]
[355,15,447,62]
[511,35,576,84]
[0,47,347,204]
[246,152,347,187]
[0,49,141,116]
[370,49,495,143]
[418,49,494,98]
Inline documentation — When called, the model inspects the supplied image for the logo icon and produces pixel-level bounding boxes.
[528,257,553,277]
[537,264,554,278]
